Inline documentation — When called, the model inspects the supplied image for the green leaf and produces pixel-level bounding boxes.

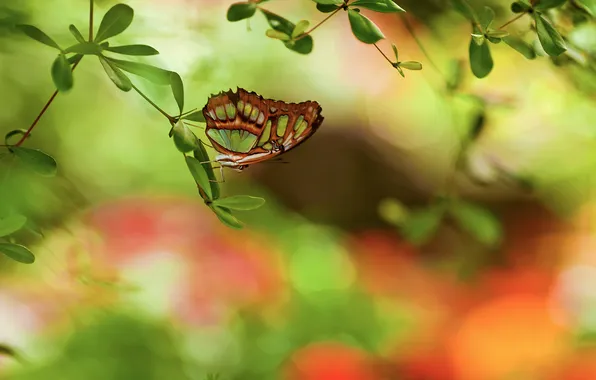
[347,8,385,44]
[469,36,493,78]
[450,201,502,247]
[503,36,536,59]
[451,0,478,22]
[511,1,531,13]
[260,9,314,54]
[172,121,199,153]
[479,6,495,31]
[349,0,406,13]
[574,0,595,16]
[0,243,35,264]
[284,37,314,54]
[534,0,567,11]
[194,141,220,200]
[64,42,102,54]
[486,29,509,39]
[446,59,464,91]
[312,0,343,4]
[0,214,27,237]
[292,20,310,38]
[378,198,409,226]
[69,24,86,43]
[51,54,74,92]
[227,2,257,22]
[98,56,132,91]
[4,129,28,146]
[212,195,265,211]
[316,3,340,12]
[94,4,134,42]
[11,147,57,176]
[105,57,172,85]
[401,206,444,246]
[15,24,61,50]
[469,111,486,139]
[104,44,159,56]
[471,33,485,45]
[182,110,206,122]
[185,156,213,200]
[210,205,244,229]
[170,72,184,115]
[391,43,398,60]
[400,61,422,70]
[67,54,84,65]
[534,13,567,56]
[266,29,291,41]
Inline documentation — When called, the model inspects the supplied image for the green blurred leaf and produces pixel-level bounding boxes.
[574,0,595,16]
[401,206,444,245]
[67,54,84,64]
[94,4,134,42]
[185,155,213,200]
[486,29,509,38]
[64,42,102,54]
[227,2,257,22]
[51,54,73,92]
[11,147,57,177]
[98,56,132,91]
[511,1,531,13]
[292,20,310,38]
[182,110,206,122]
[450,201,502,247]
[266,29,291,41]
[469,36,493,78]
[69,24,86,43]
[316,3,340,12]
[4,129,28,146]
[211,205,244,229]
[0,243,35,264]
[378,198,409,226]
[348,8,385,44]
[471,33,485,45]
[172,121,199,153]
[15,24,61,50]
[170,72,184,115]
[479,6,495,30]
[534,13,567,56]
[349,0,406,13]
[503,36,536,59]
[212,195,265,211]
[391,43,398,60]
[312,0,343,4]
[451,0,477,21]
[193,141,220,200]
[470,111,486,139]
[446,59,464,91]
[105,57,172,85]
[0,214,27,237]
[104,44,159,56]
[400,61,422,70]
[534,0,567,11]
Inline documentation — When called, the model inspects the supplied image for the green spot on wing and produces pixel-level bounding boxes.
[293,115,304,131]
[295,120,308,137]
[207,128,229,149]
[237,100,245,114]
[259,121,272,146]
[215,106,227,120]
[250,108,259,121]
[243,103,253,118]
[225,103,237,119]
[277,115,288,137]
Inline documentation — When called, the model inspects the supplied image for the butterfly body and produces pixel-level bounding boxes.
[202,88,324,171]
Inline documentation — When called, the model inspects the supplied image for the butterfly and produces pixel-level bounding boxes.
[201,88,324,172]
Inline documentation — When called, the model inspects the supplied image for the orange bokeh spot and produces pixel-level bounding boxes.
[450,294,570,380]
[284,342,377,380]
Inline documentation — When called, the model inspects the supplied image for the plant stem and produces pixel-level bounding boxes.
[498,13,526,30]
[293,5,344,41]
[373,43,394,66]
[89,0,94,41]
[400,14,446,81]
[131,84,175,123]
[15,57,83,147]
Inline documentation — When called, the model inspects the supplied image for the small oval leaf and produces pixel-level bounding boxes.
[266,29,291,41]
[0,214,28,237]
[98,56,132,91]
[11,146,58,177]
[211,205,244,229]
[172,122,200,153]
[0,243,35,264]
[182,110,206,122]
[450,201,502,247]
[104,44,159,56]
[194,141,220,200]
[401,206,444,246]
[15,24,61,50]
[534,13,567,56]
[316,3,340,12]
[469,37,493,78]
[64,42,102,54]
[185,156,213,200]
[347,9,385,44]
[400,61,422,70]
[292,20,310,38]
[227,2,257,22]
[213,195,265,211]
[105,57,172,85]
[95,4,134,42]
[69,24,86,43]
[503,36,536,59]
[170,72,184,115]
[349,0,406,13]
[51,54,74,92]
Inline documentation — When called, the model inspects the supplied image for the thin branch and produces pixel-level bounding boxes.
[89,0,94,41]
[498,13,526,30]
[15,57,83,147]
[131,84,175,123]
[373,43,394,66]
[293,5,344,41]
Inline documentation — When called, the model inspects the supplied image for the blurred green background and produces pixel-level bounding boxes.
[2,0,596,379]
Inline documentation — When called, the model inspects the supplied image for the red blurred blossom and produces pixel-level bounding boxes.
[547,351,596,380]
[284,342,378,380]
